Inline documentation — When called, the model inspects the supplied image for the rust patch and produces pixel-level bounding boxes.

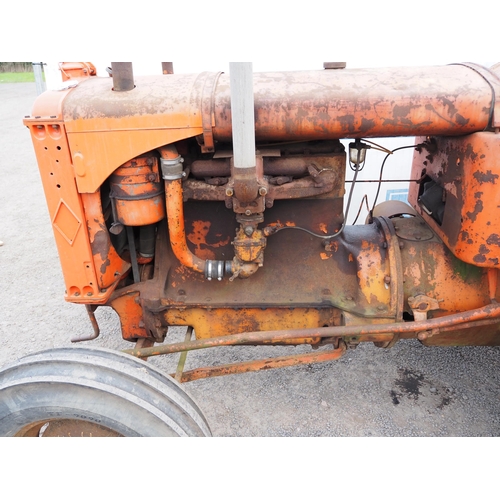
[360,117,375,131]
[187,220,231,260]
[455,114,469,126]
[473,170,499,184]
[424,103,455,127]
[473,244,491,263]
[92,229,110,260]
[464,143,478,162]
[479,244,490,255]
[393,104,414,119]
[466,199,483,223]
[338,114,355,133]
[101,258,111,274]
[487,234,500,247]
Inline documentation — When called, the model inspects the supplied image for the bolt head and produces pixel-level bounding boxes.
[259,187,268,196]
[225,188,234,197]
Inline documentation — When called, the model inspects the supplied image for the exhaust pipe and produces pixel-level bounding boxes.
[111,62,135,91]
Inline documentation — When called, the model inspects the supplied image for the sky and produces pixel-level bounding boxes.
[3,1,497,72]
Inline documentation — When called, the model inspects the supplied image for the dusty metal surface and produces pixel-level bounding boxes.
[212,65,495,141]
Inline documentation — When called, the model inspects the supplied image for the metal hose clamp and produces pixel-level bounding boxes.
[161,155,185,180]
[205,260,232,281]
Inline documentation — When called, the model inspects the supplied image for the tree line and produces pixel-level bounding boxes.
[0,62,35,73]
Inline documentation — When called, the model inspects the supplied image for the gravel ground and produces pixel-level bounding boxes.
[1,82,499,437]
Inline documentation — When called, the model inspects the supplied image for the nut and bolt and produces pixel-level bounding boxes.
[259,187,268,196]
[384,275,391,285]
[244,226,254,236]
[225,187,234,197]
[245,209,252,216]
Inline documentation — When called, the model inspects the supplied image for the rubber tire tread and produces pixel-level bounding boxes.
[0,346,211,437]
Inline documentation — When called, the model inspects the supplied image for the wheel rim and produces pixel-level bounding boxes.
[15,419,123,437]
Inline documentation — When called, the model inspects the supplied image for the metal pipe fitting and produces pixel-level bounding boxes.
[161,156,185,180]
[111,62,135,92]
[205,260,233,281]
[160,144,232,278]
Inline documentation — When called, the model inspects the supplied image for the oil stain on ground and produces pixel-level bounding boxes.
[390,368,424,404]
[389,368,454,409]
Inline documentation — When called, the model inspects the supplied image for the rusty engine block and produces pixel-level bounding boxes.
[23,61,500,381]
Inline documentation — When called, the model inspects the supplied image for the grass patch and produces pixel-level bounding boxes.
[0,72,37,83]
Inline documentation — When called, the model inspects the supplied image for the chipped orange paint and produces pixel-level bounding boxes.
[109,293,148,340]
[23,118,115,304]
[187,220,230,260]
[212,66,494,143]
[409,133,500,268]
[165,180,205,273]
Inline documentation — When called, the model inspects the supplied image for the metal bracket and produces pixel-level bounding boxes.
[201,71,223,153]
[408,294,441,321]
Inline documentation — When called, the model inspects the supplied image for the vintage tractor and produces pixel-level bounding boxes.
[1,61,500,436]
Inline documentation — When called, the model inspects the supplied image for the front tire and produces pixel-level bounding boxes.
[0,347,211,437]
